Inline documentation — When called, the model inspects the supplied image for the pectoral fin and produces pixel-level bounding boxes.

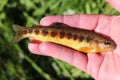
[79,47,94,53]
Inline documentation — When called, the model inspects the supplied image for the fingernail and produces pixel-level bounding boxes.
[28,43,40,54]
[40,16,52,26]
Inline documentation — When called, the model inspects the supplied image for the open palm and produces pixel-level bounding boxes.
[28,0,120,79]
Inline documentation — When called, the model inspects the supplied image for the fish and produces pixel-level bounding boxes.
[13,22,117,53]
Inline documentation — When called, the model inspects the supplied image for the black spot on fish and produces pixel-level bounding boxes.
[79,36,84,41]
[28,28,33,33]
[67,32,72,39]
[60,31,65,39]
[86,35,94,42]
[42,29,48,36]
[51,31,57,37]
[34,28,40,34]
[73,34,78,40]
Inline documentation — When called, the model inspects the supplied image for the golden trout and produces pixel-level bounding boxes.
[13,23,116,53]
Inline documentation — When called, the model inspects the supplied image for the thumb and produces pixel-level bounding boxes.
[106,0,120,11]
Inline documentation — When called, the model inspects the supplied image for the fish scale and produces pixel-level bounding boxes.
[13,23,117,53]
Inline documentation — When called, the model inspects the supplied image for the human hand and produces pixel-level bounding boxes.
[28,1,120,80]
[106,0,120,11]
[28,14,120,80]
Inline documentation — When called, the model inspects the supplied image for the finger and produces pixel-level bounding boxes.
[29,42,88,71]
[94,15,113,35]
[109,17,120,56]
[28,43,41,54]
[87,53,105,78]
[40,14,116,34]
[106,0,120,12]
[40,14,99,30]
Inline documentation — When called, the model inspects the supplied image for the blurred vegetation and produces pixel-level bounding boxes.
[0,0,119,80]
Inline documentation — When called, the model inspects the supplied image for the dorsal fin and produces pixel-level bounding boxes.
[50,22,71,28]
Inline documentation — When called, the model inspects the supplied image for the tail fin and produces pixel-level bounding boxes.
[13,24,24,43]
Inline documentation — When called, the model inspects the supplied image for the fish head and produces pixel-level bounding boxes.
[91,36,117,52]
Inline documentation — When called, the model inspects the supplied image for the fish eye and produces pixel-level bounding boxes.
[103,41,111,45]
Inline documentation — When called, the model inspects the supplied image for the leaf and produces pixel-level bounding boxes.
[0,0,8,11]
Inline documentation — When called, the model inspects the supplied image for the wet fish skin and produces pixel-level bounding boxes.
[13,23,117,53]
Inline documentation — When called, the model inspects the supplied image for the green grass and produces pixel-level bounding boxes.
[0,0,119,80]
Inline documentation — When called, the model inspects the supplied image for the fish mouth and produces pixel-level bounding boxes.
[110,40,117,50]
[112,42,117,49]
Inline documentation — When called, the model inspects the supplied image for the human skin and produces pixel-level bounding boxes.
[28,0,120,80]
[106,0,120,11]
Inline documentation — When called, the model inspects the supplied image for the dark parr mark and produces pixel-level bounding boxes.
[79,36,84,41]
[51,31,57,37]
[60,31,65,39]
[21,30,27,34]
[42,29,48,36]
[73,34,78,40]
[67,32,72,39]
[28,28,33,33]
[34,28,40,34]
[86,35,94,42]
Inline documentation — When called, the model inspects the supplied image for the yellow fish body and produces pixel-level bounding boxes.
[13,23,116,53]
